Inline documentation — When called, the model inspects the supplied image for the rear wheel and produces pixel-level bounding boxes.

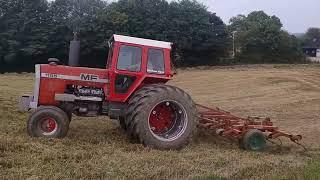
[27,106,70,138]
[119,117,127,130]
[125,84,197,150]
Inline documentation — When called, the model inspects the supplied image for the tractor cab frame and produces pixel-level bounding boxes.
[106,35,173,103]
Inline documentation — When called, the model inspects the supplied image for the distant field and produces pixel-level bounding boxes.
[1,64,320,179]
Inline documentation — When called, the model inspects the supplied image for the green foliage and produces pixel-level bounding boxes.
[0,1,307,72]
[105,0,230,66]
[0,0,50,70]
[0,0,230,72]
[229,11,305,63]
[302,27,320,48]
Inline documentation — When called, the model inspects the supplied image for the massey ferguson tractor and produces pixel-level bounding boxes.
[20,34,304,151]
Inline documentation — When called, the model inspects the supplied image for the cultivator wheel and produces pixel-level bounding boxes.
[241,130,266,151]
[125,84,197,150]
[27,106,70,138]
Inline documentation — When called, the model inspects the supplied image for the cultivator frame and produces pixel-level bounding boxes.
[197,104,303,150]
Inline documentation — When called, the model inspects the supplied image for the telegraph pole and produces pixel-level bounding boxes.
[232,31,237,58]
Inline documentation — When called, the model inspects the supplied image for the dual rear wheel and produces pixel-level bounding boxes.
[122,84,198,150]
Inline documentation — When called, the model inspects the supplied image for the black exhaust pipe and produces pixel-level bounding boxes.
[68,32,80,66]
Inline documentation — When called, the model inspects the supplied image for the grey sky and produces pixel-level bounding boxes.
[196,0,320,33]
[49,0,320,33]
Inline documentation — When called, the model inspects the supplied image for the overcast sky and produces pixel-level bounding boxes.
[195,0,320,33]
[48,0,320,33]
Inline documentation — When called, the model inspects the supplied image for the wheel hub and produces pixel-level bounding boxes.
[40,117,57,133]
[148,101,187,141]
[248,133,265,150]
[149,103,175,134]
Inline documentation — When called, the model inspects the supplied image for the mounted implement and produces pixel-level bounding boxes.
[197,104,303,151]
[19,34,302,151]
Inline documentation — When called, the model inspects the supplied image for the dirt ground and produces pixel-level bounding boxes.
[0,64,319,179]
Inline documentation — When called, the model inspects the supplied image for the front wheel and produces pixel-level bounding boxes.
[27,106,70,138]
[125,84,197,150]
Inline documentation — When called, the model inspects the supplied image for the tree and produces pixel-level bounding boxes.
[303,27,320,48]
[229,11,304,63]
[47,0,108,67]
[108,0,230,66]
[167,0,230,65]
[0,0,51,71]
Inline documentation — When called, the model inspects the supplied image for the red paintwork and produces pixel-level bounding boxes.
[40,117,57,133]
[38,40,172,106]
[149,103,175,134]
[108,41,171,102]
[39,65,108,105]
[196,104,303,146]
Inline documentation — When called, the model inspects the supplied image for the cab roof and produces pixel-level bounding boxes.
[112,34,172,49]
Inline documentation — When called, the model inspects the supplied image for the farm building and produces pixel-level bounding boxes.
[303,47,320,57]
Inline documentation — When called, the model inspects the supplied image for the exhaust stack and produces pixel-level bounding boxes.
[68,32,80,66]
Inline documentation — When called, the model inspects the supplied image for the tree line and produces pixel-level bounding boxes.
[0,0,311,73]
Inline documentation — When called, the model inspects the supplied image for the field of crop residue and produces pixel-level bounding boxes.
[1,64,320,179]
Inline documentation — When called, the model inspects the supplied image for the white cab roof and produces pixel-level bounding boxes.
[113,34,172,49]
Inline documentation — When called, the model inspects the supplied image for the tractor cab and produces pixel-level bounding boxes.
[105,35,173,102]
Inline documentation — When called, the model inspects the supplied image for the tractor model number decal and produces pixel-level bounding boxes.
[43,73,58,78]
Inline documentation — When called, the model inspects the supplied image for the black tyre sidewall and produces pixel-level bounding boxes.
[27,106,69,138]
[134,86,197,149]
[119,117,127,130]
[242,129,266,151]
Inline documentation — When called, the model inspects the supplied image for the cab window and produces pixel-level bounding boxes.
[147,49,165,74]
[117,45,142,72]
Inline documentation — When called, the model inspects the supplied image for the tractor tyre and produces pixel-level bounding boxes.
[27,106,70,138]
[119,117,127,130]
[125,84,198,150]
[241,129,266,151]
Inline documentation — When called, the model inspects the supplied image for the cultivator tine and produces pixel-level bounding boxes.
[196,104,304,151]
[292,141,308,151]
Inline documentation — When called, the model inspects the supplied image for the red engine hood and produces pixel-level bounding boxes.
[40,64,109,85]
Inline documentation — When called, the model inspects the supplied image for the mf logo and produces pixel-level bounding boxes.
[80,73,99,81]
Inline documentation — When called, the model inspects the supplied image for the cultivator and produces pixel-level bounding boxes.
[197,104,304,151]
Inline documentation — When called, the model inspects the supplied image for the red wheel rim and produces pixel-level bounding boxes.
[40,117,57,134]
[149,103,175,134]
[148,101,187,141]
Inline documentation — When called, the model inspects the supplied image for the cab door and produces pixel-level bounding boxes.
[108,42,146,102]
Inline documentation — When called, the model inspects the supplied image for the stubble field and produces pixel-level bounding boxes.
[1,64,320,179]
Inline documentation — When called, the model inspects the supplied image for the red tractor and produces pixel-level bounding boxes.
[20,35,197,150]
[20,34,303,151]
